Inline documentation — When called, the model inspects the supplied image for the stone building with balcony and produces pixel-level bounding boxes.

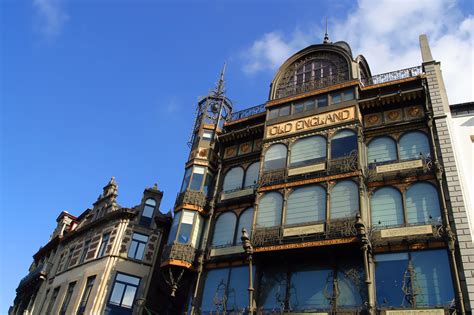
[158,34,474,315]
[9,177,171,315]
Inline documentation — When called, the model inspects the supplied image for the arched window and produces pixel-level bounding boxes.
[244,162,260,188]
[406,182,441,224]
[256,192,283,227]
[237,208,254,242]
[399,131,430,160]
[212,212,237,246]
[290,136,326,167]
[330,180,359,219]
[331,130,357,159]
[263,144,287,171]
[367,137,397,164]
[222,167,244,192]
[371,187,404,227]
[285,185,326,225]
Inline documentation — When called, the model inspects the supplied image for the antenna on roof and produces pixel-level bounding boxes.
[215,62,226,96]
[323,17,330,44]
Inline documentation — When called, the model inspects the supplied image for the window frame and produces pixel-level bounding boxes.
[330,129,358,160]
[263,143,288,171]
[222,166,245,193]
[168,210,202,247]
[289,135,327,168]
[79,240,91,264]
[127,232,149,261]
[97,233,110,258]
[45,287,60,315]
[77,275,96,315]
[108,272,141,310]
[398,130,431,161]
[59,281,76,315]
[367,136,398,165]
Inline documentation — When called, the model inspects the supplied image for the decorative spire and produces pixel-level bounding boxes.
[323,17,330,44]
[214,63,226,96]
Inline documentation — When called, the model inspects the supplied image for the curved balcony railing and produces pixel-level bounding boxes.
[161,242,197,266]
[175,190,208,209]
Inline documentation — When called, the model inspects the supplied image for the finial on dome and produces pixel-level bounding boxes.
[323,17,330,44]
[215,62,227,96]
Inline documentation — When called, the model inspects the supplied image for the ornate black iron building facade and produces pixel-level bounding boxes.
[159,34,474,315]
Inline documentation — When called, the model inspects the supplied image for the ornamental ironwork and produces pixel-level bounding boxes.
[175,190,208,209]
[365,154,434,183]
[258,168,286,187]
[229,104,266,122]
[161,242,197,265]
[361,66,422,86]
[327,150,359,175]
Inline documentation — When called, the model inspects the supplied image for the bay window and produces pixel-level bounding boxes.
[167,210,203,247]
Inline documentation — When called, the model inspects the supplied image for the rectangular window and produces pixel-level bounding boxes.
[202,130,214,141]
[45,287,60,315]
[65,249,74,269]
[331,92,342,104]
[315,95,328,107]
[59,282,76,315]
[180,168,192,193]
[268,108,278,120]
[189,166,205,191]
[279,105,290,116]
[108,273,140,310]
[128,233,148,260]
[77,276,96,315]
[292,102,304,114]
[79,240,91,264]
[178,211,195,244]
[97,233,110,258]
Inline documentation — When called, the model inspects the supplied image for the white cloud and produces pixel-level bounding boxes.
[33,0,69,39]
[241,0,473,104]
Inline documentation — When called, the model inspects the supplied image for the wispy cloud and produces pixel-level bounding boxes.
[240,0,473,104]
[33,0,69,39]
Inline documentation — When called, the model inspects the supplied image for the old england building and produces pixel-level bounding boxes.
[11,33,474,315]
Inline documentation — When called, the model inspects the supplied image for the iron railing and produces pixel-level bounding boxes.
[361,66,422,86]
[175,190,208,209]
[161,242,197,265]
[365,155,434,183]
[229,104,266,122]
[17,262,52,291]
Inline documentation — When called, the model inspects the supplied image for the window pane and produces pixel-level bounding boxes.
[412,250,454,306]
[406,182,441,224]
[371,187,404,227]
[227,266,249,312]
[190,166,205,191]
[375,252,409,307]
[142,205,154,218]
[191,213,204,247]
[212,212,237,246]
[258,267,287,311]
[264,144,287,171]
[304,99,315,111]
[343,89,354,101]
[399,131,430,160]
[116,273,140,286]
[290,136,326,167]
[121,285,137,308]
[128,242,138,258]
[316,95,328,108]
[338,266,363,306]
[203,171,214,197]
[244,162,260,188]
[182,211,195,224]
[110,283,125,305]
[330,180,359,220]
[135,243,146,260]
[286,185,326,225]
[145,198,156,207]
[279,105,290,116]
[289,265,331,311]
[203,130,214,140]
[132,233,148,242]
[331,130,357,159]
[180,168,192,192]
[222,167,244,192]
[293,102,304,114]
[200,268,229,312]
[178,223,193,244]
[268,109,278,120]
[256,192,283,227]
[368,137,397,164]
[236,208,254,242]
[167,211,181,244]
[332,92,342,104]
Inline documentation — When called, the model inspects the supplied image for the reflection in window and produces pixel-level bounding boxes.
[167,211,181,245]
[371,187,404,227]
[108,273,140,309]
[180,168,192,193]
[200,266,250,314]
[406,182,441,224]
[286,185,326,225]
[289,265,331,311]
[331,130,357,159]
[375,250,454,308]
[368,137,397,164]
[141,198,156,226]
[264,144,287,171]
[244,162,260,188]
[223,167,244,192]
[330,180,359,220]
[212,212,237,246]
[190,166,205,191]
[167,210,202,247]
[256,192,283,227]
[399,131,430,160]
[178,211,195,244]
[236,208,254,242]
[290,136,326,168]
[128,233,148,260]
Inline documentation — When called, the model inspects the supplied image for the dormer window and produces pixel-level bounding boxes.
[140,198,156,226]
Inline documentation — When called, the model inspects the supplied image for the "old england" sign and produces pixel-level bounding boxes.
[266,106,356,139]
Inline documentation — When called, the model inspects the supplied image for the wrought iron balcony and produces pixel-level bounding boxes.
[175,190,209,210]
[229,103,266,122]
[258,168,286,187]
[365,155,434,183]
[361,66,422,86]
[17,262,52,292]
[161,242,197,266]
[327,152,359,175]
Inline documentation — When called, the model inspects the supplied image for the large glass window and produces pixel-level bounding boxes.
[97,233,110,258]
[244,162,260,188]
[108,273,140,310]
[140,198,156,226]
[59,282,76,315]
[180,168,192,193]
[128,233,148,260]
[212,212,237,246]
[375,250,454,308]
[200,266,250,314]
[256,192,283,227]
[371,187,404,227]
[330,180,359,220]
[77,276,96,315]
[167,211,181,245]
[331,129,357,159]
[168,210,202,246]
[285,185,326,225]
[399,131,430,160]
[368,137,397,164]
[178,211,195,244]
[222,167,244,192]
[236,208,254,242]
[406,182,441,224]
[190,166,206,191]
[263,144,287,171]
[290,136,326,168]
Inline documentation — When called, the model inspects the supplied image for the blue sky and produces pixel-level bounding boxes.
[1,0,473,310]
